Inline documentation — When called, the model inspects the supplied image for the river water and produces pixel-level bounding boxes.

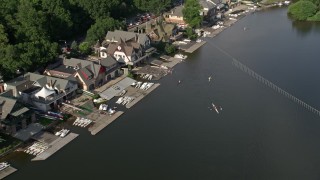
[5,7,320,180]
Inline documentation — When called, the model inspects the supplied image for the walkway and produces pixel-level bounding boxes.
[88,111,124,135]
[31,133,79,161]
[0,166,17,179]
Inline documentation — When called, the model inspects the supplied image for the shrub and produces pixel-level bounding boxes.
[288,1,317,21]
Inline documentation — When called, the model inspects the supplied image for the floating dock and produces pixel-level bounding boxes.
[89,111,124,135]
[0,166,17,179]
[31,133,79,161]
[183,41,206,53]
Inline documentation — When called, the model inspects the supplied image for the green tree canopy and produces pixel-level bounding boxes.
[79,42,92,55]
[182,0,202,28]
[308,11,320,21]
[305,0,320,6]
[74,0,121,20]
[133,0,171,15]
[288,1,318,21]
[85,17,123,44]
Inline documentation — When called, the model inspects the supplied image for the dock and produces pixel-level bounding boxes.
[183,41,206,53]
[31,133,79,161]
[0,166,17,179]
[162,58,182,68]
[126,83,160,109]
[89,111,124,135]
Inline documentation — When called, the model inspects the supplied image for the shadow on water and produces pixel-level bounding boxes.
[291,19,320,37]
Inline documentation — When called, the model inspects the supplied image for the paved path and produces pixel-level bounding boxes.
[0,166,17,179]
[31,133,79,161]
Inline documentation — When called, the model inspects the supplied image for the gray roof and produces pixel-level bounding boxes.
[199,0,217,9]
[7,72,76,92]
[99,77,136,100]
[100,56,118,67]
[63,58,101,79]
[165,5,184,17]
[105,30,149,46]
[0,96,17,120]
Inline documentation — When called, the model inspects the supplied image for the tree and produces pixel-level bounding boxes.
[164,43,176,54]
[305,0,320,6]
[288,1,317,21]
[85,17,123,44]
[133,0,171,15]
[70,40,78,51]
[185,27,198,40]
[182,0,202,28]
[74,0,121,20]
[308,11,320,21]
[40,0,73,41]
[79,42,92,55]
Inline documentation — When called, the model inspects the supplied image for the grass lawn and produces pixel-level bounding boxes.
[0,133,22,155]
[38,117,55,126]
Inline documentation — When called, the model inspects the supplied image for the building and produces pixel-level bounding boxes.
[104,30,150,50]
[44,57,121,91]
[145,21,182,42]
[98,30,156,66]
[4,73,78,112]
[0,90,36,135]
[100,39,144,66]
[163,5,187,27]
[199,0,219,22]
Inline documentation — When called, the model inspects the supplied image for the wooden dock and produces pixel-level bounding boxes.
[0,166,17,179]
[184,41,206,53]
[31,133,79,161]
[162,58,182,68]
[126,83,160,109]
[89,111,124,135]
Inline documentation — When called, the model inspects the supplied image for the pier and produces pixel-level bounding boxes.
[31,133,79,161]
[182,41,206,53]
[89,111,124,135]
[126,83,160,109]
[0,166,17,179]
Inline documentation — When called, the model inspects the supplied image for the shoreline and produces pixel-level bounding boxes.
[0,1,287,173]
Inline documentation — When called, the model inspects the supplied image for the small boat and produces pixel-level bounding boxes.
[60,129,70,138]
[212,103,219,114]
[196,39,202,43]
[55,129,64,136]
[144,74,150,79]
[116,97,124,104]
[118,90,127,96]
[284,0,290,4]
[140,83,148,90]
[278,2,283,6]
[135,82,142,88]
[0,162,10,171]
[131,81,137,86]
[174,54,187,59]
